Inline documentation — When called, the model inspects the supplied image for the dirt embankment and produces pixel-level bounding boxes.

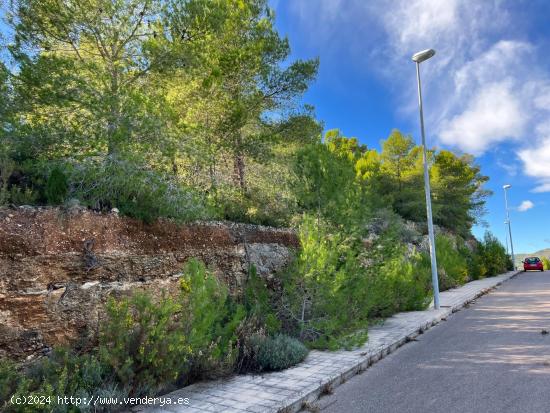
[0,206,298,361]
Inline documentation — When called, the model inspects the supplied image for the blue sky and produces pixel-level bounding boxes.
[271,0,550,253]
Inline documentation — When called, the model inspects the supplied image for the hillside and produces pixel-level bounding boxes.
[515,248,550,266]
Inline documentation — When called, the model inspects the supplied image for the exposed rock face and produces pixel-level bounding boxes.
[0,207,298,361]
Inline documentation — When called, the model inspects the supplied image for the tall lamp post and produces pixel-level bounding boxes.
[412,48,440,309]
[503,184,515,269]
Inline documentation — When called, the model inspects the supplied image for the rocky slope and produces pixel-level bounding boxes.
[0,206,298,360]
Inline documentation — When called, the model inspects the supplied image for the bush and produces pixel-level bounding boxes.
[542,257,550,270]
[0,359,22,409]
[1,349,116,413]
[69,156,215,223]
[100,292,190,396]
[279,215,431,350]
[2,258,253,408]
[0,156,38,206]
[243,265,281,335]
[435,235,469,290]
[254,335,308,371]
[479,232,511,276]
[466,245,487,280]
[45,167,68,204]
[366,248,432,317]
[181,259,246,380]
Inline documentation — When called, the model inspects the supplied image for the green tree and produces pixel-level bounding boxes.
[9,0,182,159]
[380,129,416,191]
[170,0,318,192]
[379,130,424,220]
[294,130,364,229]
[431,151,490,235]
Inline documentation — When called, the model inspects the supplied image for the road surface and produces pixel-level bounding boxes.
[316,271,550,413]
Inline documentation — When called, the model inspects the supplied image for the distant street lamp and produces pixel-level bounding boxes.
[412,48,440,310]
[503,184,515,269]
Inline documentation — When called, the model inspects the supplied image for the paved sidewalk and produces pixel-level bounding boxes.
[134,271,519,413]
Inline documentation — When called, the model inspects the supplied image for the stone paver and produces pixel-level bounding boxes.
[133,271,518,413]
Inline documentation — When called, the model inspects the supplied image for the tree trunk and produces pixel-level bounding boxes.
[107,63,121,156]
[233,152,246,192]
[232,131,246,192]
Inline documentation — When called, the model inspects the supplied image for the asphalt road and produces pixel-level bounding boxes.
[316,271,550,413]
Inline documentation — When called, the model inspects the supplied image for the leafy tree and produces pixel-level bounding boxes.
[9,0,183,159]
[380,129,416,191]
[379,130,425,221]
[294,130,363,229]
[169,0,318,192]
[431,151,490,235]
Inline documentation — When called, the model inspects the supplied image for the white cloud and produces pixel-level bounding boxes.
[518,136,550,192]
[517,200,534,212]
[439,82,526,154]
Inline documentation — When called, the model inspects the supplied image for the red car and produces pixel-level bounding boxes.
[523,257,544,272]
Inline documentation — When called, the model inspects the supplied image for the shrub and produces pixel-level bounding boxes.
[479,232,510,276]
[1,349,115,413]
[435,235,469,290]
[466,244,487,280]
[0,359,22,409]
[181,259,246,380]
[254,335,308,371]
[100,259,247,390]
[69,156,215,223]
[243,265,281,335]
[542,257,550,270]
[0,156,38,206]
[366,248,432,317]
[1,258,256,409]
[280,215,431,350]
[45,167,68,204]
[99,292,190,396]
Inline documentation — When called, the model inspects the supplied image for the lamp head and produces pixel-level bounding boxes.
[503,184,512,189]
[412,49,436,63]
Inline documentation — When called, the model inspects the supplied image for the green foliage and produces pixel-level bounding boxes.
[280,215,431,350]
[478,232,512,276]
[2,0,488,238]
[70,157,214,223]
[254,335,308,371]
[100,292,190,396]
[0,0,500,382]
[2,258,258,407]
[431,151,490,236]
[244,265,281,335]
[45,167,68,205]
[294,132,364,228]
[542,257,550,270]
[181,259,246,378]
[379,130,424,221]
[435,235,469,290]
[462,232,511,280]
[0,359,22,409]
[1,349,114,413]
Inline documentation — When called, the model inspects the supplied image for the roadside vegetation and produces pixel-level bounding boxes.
[0,0,513,410]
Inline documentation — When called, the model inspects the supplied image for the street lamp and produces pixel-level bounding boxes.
[412,48,440,310]
[504,220,509,255]
[503,184,515,269]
